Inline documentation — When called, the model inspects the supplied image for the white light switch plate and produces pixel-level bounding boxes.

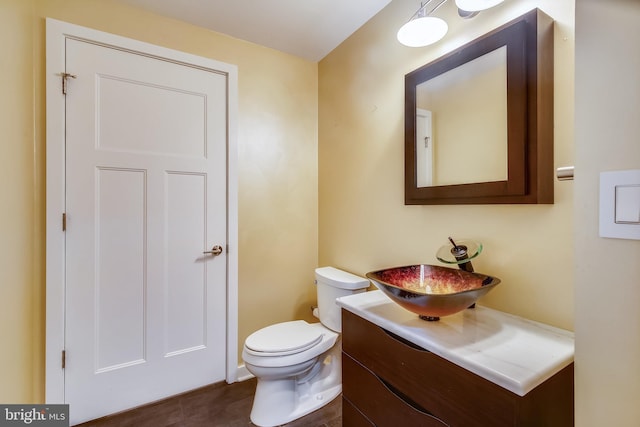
[600,170,640,240]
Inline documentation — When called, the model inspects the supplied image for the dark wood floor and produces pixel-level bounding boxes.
[76,378,342,427]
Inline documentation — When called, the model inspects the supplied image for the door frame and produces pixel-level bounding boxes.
[45,18,239,404]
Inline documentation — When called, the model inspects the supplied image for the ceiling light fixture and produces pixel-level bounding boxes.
[397,0,506,47]
[455,0,505,12]
[397,0,449,47]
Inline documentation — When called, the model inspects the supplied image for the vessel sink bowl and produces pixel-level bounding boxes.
[366,265,500,320]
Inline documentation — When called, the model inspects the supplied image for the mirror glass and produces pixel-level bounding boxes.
[415,47,507,187]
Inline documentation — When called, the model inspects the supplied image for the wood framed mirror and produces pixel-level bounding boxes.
[404,9,554,205]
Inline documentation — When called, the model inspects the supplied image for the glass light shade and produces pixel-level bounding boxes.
[397,16,448,47]
[455,0,504,12]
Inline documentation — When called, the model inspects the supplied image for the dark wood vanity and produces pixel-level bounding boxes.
[341,309,574,426]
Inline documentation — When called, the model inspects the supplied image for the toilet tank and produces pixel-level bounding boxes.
[315,267,369,332]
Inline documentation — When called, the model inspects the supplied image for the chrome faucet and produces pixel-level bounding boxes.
[447,237,474,273]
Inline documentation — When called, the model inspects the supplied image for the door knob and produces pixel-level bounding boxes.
[203,245,224,256]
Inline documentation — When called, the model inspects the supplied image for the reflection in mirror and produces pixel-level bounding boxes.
[416,47,507,187]
[415,109,433,186]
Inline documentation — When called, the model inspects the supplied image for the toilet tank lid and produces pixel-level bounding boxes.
[315,266,370,290]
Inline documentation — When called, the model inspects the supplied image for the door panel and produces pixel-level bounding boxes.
[95,167,146,372]
[97,75,208,157]
[165,172,207,356]
[64,37,228,424]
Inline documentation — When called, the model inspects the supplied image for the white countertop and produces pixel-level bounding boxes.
[336,290,575,397]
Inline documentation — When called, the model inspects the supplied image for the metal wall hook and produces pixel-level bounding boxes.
[556,166,574,181]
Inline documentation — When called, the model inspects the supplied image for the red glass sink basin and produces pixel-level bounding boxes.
[366,265,500,321]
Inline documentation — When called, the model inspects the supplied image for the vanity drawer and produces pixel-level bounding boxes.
[342,310,515,426]
[342,395,375,427]
[343,354,449,427]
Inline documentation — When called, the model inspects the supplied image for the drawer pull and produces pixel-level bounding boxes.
[378,376,449,426]
[383,329,430,352]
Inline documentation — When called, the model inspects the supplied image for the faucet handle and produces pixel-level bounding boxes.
[436,239,482,267]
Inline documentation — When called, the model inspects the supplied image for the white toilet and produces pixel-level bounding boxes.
[242,266,369,427]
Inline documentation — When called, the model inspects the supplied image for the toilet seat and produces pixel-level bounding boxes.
[245,320,323,356]
[242,321,338,369]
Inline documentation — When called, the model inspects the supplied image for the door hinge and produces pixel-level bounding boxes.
[62,350,66,369]
[61,72,77,95]
[62,213,67,231]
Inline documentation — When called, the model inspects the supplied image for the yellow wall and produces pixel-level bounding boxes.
[0,0,39,406]
[574,0,640,424]
[0,0,318,403]
[318,0,575,330]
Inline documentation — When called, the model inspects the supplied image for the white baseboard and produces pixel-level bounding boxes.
[235,364,254,382]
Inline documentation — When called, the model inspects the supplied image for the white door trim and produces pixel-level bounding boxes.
[45,18,239,404]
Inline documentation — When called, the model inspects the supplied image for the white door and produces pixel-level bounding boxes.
[63,37,228,424]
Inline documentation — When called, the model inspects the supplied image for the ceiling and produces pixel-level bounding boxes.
[113,0,393,62]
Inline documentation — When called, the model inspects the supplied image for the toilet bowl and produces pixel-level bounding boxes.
[242,267,369,427]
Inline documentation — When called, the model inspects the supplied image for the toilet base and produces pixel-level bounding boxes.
[251,384,342,427]
[249,346,342,427]
[250,381,341,427]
